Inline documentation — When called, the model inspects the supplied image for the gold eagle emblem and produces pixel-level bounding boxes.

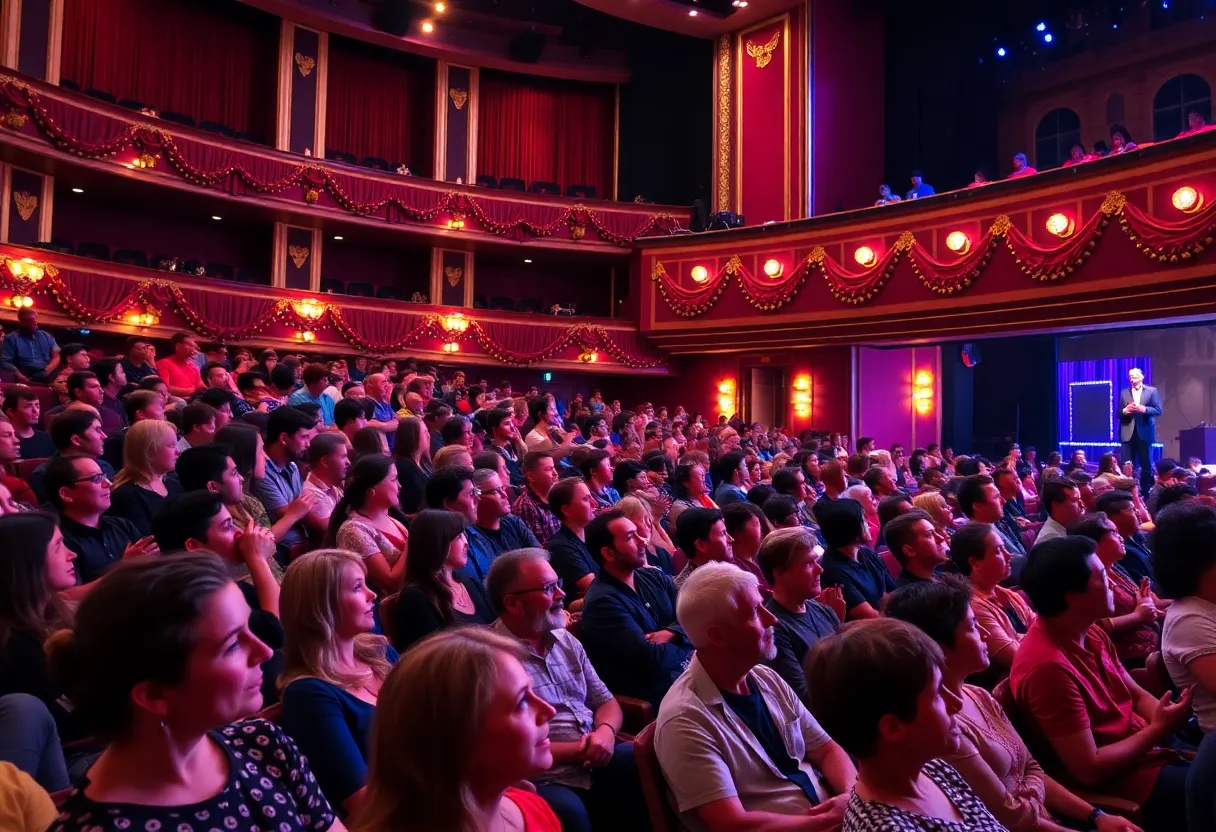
[13,191,36,222]
[449,88,468,110]
[444,266,463,287]
[294,52,315,77]
[746,29,781,69]
[288,246,309,269]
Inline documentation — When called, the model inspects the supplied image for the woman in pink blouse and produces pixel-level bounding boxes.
[948,523,1036,673]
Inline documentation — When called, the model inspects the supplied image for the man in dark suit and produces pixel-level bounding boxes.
[1119,367,1162,492]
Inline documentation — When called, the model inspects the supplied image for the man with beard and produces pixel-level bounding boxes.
[654,562,857,831]
[488,547,649,831]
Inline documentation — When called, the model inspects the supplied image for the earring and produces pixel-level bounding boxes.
[368,489,376,499]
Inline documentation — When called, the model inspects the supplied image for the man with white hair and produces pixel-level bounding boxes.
[1119,367,1161,493]
[654,562,857,832]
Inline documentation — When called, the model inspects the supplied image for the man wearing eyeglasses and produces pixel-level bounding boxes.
[42,454,157,586]
[463,467,539,584]
[487,548,649,831]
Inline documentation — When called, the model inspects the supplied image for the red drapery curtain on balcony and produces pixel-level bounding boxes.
[324,38,435,175]
[60,0,278,137]
[477,71,615,197]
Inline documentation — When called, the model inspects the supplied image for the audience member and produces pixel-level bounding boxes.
[673,507,734,589]
[355,627,560,830]
[545,476,601,597]
[213,422,317,546]
[948,522,1036,674]
[1,309,59,383]
[515,450,563,544]
[392,509,492,651]
[616,493,677,574]
[578,447,621,510]
[288,363,337,426]
[107,419,182,536]
[464,467,539,582]
[278,549,398,817]
[487,548,649,831]
[329,455,408,594]
[959,474,1028,582]
[580,507,692,709]
[655,562,857,830]
[2,386,54,460]
[0,417,35,506]
[90,358,128,434]
[712,451,749,506]
[1032,478,1086,547]
[757,527,842,703]
[45,553,336,831]
[885,508,949,586]
[1011,536,1192,829]
[722,501,769,588]
[100,389,164,469]
[818,498,894,620]
[118,335,156,384]
[392,415,432,514]
[153,332,203,398]
[808,617,1004,830]
[253,406,314,553]
[1095,490,1155,586]
[300,432,349,537]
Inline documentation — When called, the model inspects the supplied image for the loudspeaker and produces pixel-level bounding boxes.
[372,0,413,36]
[508,31,547,63]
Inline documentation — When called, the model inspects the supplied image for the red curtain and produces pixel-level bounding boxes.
[477,71,615,197]
[61,0,277,136]
[325,39,435,174]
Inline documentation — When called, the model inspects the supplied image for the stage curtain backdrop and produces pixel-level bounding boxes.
[61,0,278,136]
[477,70,614,196]
[1056,357,1151,444]
[324,37,435,174]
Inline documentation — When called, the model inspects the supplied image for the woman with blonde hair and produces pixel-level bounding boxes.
[914,490,958,536]
[107,419,181,536]
[617,493,676,574]
[279,549,398,819]
[357,627,560,832]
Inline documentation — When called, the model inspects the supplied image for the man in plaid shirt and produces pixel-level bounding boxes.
[512,450,562,544]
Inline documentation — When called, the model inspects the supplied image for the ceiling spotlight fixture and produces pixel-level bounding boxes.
[435,1,446,11]
[421,20,434,32]
[524,259,533,264]
[688,9,698,16]
[71,187,84,193]
[333,235,344,241]
[996,47,1007,57]
[1043,32,1053,43]
[211,215,222,221]
[1035,21,1046,31]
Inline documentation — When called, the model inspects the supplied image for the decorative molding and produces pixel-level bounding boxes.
[745,29,780,69]
[12,190,35,221]
[715,35,731,214]
[448,87,467,110]
[288,245,310,269]
[444,265,463,287]
[294,51,315,77]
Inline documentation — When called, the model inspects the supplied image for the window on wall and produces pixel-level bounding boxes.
[1153,74,1212,141]
[1035,108,1082,170]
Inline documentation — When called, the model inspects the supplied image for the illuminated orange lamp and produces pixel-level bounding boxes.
[5,295,33,308]
[442,341,460,354]
[717,379,736,414]
[690,265,710,284]
[1045,213,1074,237]
[792,374,812,417]
[1173,186,1203,214]
[945,231,971,254]
[442,312,470,333]
[913,370,934,415]
[854,245,877,267]
[763,258,784,279]
[6,257,44,282]
[295,330,316,343]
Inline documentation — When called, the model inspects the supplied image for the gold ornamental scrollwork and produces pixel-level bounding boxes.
[294,52,316,77]
[745,30,781,69]
[444,266,463,287]
[449,88,468,110]
[288,246,310,269]
[715,35,731,212]
[13,191,37,221]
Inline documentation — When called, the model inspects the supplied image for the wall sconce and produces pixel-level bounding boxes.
[442,312,470,334]
[294,298,326,321]
[1172,186,1203,214]
[6,257,45,282]
[132,152,158,169]
[125,308,159,327]
[690,265,709,284]
[913,369,934,415]
[442,341,460,354]
[763,258,784,279]
[945,231,971,254]
[5,294,33,308]
[578,349,599,363]
[447,212,466,230]
[295,330,316,343]
[854,245,877,267]
[717,379,736,414]
[1045,213,1074,237]
[792,374,811,418]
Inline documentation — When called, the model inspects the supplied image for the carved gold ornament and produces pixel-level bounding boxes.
[746,29,781,69]
[294,53,316,77]
[288,246,310,269]
[1,111,27,129]
[13,191,37,221]
[716,35,731,212]
[449,88,468,110]
[444,266,463,287]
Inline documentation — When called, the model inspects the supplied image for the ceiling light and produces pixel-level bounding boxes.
[71,187,83,194]
[435,1,446,11]
[1036,21,1046,32]
[211,215,222,221]
[688,9,698,16]
[333,235,344,241]
[524,259,533,263]
[421,20,434,32]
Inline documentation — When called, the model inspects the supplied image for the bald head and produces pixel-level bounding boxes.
[365,373,389,401]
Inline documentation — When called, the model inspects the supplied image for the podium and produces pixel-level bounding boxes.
[1179,426,1216,463]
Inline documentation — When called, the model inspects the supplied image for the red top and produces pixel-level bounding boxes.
[154,356,202,393]
[505,787,562,831]
[1,473,34,505]
[1009,621,1164,803]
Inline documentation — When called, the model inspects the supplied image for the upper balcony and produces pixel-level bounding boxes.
[638,130,1216,354]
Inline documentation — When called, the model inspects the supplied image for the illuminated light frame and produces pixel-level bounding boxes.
[690,265,710,284]
[791,373,811,418]
[1067,380,1114,442]
[912,369,934,416]
[1045,212,1075,237]
[1172,186,1204,214]
[717,378,736,415]
[854,245,877,267]
[945,231,971,254]
[763,258,784,278]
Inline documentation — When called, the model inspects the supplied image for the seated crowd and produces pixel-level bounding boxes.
[2,322,1216,831]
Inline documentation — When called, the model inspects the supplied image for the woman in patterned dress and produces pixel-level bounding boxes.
[46,552,343,832]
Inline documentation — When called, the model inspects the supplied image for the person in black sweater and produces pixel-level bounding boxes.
[393,509,493,651]
[393,416,432,515]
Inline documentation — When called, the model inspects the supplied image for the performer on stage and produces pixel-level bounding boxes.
[1119,367,1161,492]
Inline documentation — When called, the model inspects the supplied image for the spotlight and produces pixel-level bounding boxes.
[524,259,533,264]
[763,259,783,278]
[945,231,971,254]
[1035,22,1046,31]
[854,246,877,267]
[333,235,344,241]
[1045,213,1074,237]
[688,9,697,16]
[435,1,446,11]
[421,20,434,32]
[1172,186,1203,213]
[690,265,709,283]
[71,187,83,194]
[996,47,1007,57]
[211,215,222,221]
[1043,33,1053,43]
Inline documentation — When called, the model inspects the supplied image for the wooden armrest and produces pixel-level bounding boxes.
[617,694,655,733]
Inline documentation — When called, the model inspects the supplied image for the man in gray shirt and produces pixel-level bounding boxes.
[252,406,315,555]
